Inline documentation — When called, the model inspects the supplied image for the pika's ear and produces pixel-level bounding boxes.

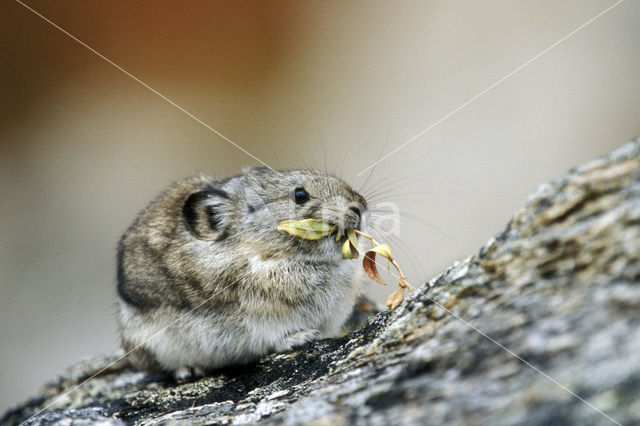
[182,187,231,241]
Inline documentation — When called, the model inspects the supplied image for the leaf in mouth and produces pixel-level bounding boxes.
[278,219,413,309]
[341,229,360,260]
[277,219,337,240]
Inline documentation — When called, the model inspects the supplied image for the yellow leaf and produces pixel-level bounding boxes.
[341,233,359,259]
[369,244,392,259]
[277,219,337,240]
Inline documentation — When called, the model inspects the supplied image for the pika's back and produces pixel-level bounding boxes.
[116,175,214,309]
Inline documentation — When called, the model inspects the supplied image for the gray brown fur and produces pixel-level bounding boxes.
[116,167,368,379]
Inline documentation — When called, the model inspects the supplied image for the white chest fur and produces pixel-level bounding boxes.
[118,257,363,374]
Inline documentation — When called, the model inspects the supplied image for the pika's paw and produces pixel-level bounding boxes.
[277,329,323,352]
[173,366,205,382]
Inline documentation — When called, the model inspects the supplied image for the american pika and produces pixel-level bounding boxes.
[116,167,368,379]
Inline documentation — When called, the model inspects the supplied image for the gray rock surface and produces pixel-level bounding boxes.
[3,140,640,426]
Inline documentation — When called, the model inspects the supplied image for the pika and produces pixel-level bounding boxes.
[116,167,368,380]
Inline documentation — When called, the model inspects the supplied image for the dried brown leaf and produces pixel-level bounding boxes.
[386,286,405,309]
[363,251,386,285]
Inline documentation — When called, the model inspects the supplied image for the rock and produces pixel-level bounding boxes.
[3,140,640,426]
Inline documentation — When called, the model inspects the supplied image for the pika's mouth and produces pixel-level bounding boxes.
[324,206,363,235]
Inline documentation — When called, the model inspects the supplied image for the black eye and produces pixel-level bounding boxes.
[294,187,310,204]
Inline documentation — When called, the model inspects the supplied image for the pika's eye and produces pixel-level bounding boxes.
[294,187,310,204]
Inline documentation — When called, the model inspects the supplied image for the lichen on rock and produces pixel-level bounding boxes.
[3,140,640,426]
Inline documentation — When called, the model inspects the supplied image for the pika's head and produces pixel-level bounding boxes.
[181,167,368,260]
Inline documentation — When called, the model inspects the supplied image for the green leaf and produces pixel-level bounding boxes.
[341,234,359,259]
[277,219,337,240]
[347,230,358,250]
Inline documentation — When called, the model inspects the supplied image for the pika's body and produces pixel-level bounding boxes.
[116,167,368,379]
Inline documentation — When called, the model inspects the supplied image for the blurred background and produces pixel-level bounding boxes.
[1,0,639,413]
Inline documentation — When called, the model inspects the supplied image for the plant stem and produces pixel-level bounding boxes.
[350,229,413,292]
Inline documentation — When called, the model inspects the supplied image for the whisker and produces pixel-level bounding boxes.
[398,211,454,241]
[361,168,438,200]
[368,198,438,208]
[365,187,459,204]
[359,128,393,195]
[360,145,442,197]
[369,225,424,283]
[321,137,328,175]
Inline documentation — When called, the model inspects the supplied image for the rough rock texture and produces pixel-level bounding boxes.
[3,140,640,426]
